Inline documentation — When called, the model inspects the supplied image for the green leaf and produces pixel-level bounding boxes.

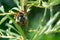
[0,15,8,25]
[13,0,19,7]
[8,16,26,40]
[48,0,60,7]
[11,7,20,11]
[5,23,20,35]
[32,12,60,40]
[0,6,4,12]
[52,20,60,31]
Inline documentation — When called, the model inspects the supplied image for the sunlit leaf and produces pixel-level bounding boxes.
[0,15,8,25]
[32,12,60,40]
[13,0,19,7]
[8,16,26,40]
[0,6,4,12]
[11,7,20,11]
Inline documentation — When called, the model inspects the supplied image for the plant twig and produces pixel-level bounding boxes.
[0,13,15,16]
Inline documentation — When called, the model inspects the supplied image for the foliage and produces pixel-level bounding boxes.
[0,0,60,40]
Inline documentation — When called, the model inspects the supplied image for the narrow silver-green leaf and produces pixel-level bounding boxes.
[32,12,60,40]
[0,6,4,12]
[0,15,8,25]
[8,16,26,40]
[13,0,19,7]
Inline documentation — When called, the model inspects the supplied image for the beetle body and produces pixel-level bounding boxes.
[14,11,28,27]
